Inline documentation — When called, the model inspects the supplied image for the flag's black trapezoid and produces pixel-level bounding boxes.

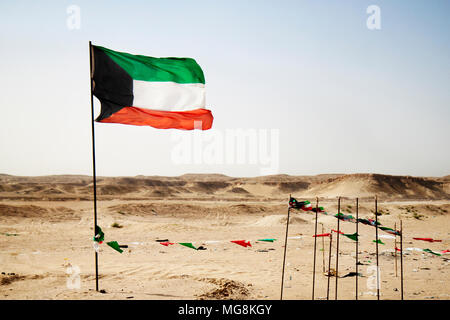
[92,46,134,121]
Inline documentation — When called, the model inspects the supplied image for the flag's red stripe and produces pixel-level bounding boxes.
[99,106,213,130]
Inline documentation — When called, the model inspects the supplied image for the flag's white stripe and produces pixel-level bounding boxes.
[132,80,205,111]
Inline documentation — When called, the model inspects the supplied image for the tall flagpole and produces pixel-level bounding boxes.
[400,219,404,300]
[89,41,99,292]
[375,196,380,300]
[335,196,340,300]
[312,197,319,300]
[280,194,291,300]
[355,197,359,300]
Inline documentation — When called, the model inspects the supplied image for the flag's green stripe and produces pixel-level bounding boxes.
[95,46,205,84]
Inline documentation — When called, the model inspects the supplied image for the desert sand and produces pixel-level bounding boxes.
[0,173,449,300]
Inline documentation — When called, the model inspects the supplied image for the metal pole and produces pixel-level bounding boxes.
[355,197,359,300]
[394,222,398,278]
[322,223,325,273]
[312,197,319,300]
[375,196,380,300]
[89,41,99,292]
[326,232,332,300]
[280,195,291,300]
[335,197,340,300]
[400,219,404,300]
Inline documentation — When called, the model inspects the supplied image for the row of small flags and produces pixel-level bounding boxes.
[336,212,402,236]
[311,231,447,256]
[289,196,402,236]
[162,240,256,249]
[289,196,448,239]
[289,197,448,256]
[94,238,277,252]
[92,225,286,253]
[92,225,448,256]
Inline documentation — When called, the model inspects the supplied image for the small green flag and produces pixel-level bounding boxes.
[94,225,104,243]
[423,248,441,256]
[373,239,385,245]
[107,241,123,253]
[344,233,359,241]
[179,243,197,250]
[257,239,276,242]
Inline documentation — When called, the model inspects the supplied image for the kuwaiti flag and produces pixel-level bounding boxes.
[301,200,313,211]
[91,45,213,130]
[289,197,305,209]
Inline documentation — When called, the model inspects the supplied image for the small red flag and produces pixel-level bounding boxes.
[413,238,442,243]
[313,233,331,237]
[231,240,251,248]
[160,242,174,246]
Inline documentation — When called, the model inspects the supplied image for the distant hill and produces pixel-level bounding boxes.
[0,173,448,201]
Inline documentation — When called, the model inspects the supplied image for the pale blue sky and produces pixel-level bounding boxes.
[0,1,449,177]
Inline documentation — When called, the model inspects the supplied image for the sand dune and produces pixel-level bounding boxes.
[0,173,448,201]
